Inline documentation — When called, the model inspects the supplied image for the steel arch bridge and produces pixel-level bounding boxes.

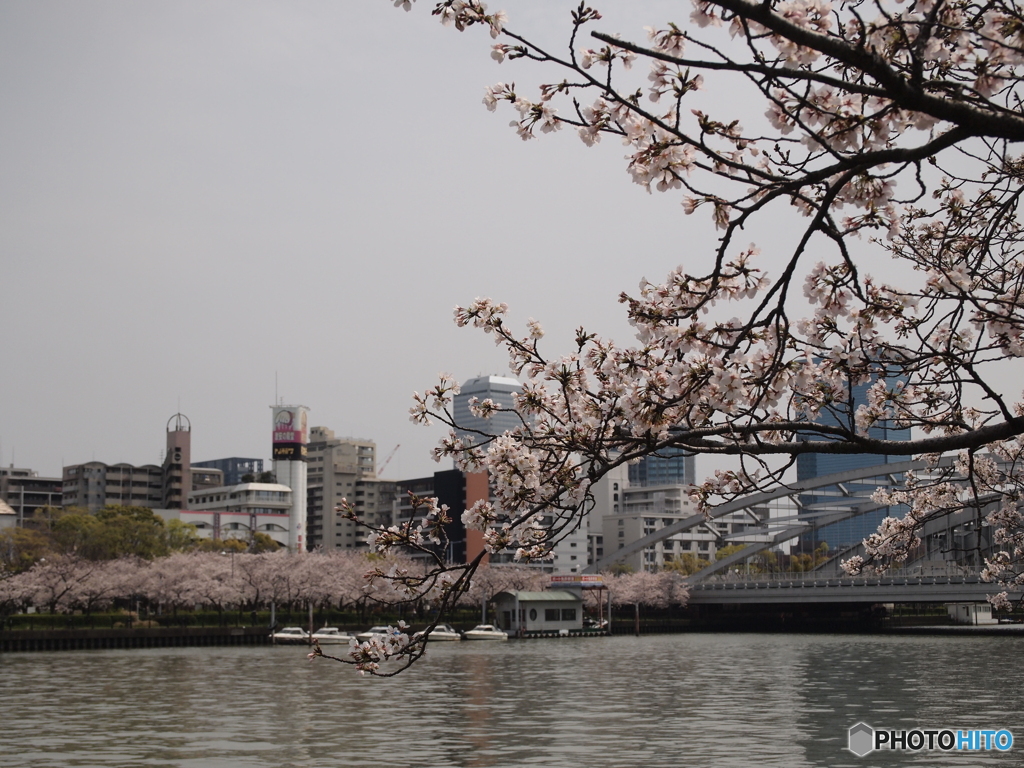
[584,455,972,584]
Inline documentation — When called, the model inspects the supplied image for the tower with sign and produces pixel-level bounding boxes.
[271,404,309,553]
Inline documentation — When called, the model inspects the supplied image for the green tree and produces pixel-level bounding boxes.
[50,505,169,560]
[0,527,53,573]
[196,537,248,553]
[663,553,710,576]
[755,551,780,574]
[606,562,634,575]
[251,532,281,553]
[164,519,201,553]
[714,544,748,562]
[93,506,169,559]
[51,510,104,558]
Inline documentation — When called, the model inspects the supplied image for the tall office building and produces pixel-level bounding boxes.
[797,377,911,551]
[453,375,522,446]
[452,376,522,562]
[629,448,695,487]
[271,404,309,553]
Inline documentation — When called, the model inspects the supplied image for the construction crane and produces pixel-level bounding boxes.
[378,444,400,477]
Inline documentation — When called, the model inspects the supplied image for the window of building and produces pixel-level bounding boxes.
[561,609,576,621]
[545,609,560,622]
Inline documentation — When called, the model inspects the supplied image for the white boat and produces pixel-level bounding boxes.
[311,627,354,645]
[415,623,462,641]
[463,624,508,641]
[272,626,309,644]
[355,625,393,642]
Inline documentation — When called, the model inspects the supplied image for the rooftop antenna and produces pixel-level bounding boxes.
[275,371,278,406]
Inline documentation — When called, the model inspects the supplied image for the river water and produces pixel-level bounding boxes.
[0,633,1020,767]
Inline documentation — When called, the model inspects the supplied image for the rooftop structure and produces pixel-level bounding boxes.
[191,457,264,487]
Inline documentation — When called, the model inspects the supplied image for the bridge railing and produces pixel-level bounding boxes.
[690,564,991,589]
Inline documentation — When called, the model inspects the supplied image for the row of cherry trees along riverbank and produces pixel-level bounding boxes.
[0,551,688,619]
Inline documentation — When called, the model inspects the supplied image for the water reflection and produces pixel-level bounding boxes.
[0,634,1020,767]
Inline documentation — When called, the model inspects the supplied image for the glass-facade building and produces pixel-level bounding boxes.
[628,448,695,487]
[453,376,523,447]
[797,378,910,551]
[191,457,264,487]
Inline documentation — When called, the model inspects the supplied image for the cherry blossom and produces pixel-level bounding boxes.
[327,0,1024,669]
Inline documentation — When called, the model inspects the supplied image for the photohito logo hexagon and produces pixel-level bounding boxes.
[849,723,874,757]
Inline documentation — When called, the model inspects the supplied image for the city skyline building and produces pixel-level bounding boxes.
[161,413,191,510]
[271,404,309,553]
[184,482,293,546]
[393,468,467,563]
[0,466,63,525]
[797,377,911,551]
[304,426,397,552]
[628,448,696,487]
[62,462,164,511]
[62,413,196,512]
[192,457,264,487]
[452,375,522,446]
[591,466,752,572]
[453,376,523,564]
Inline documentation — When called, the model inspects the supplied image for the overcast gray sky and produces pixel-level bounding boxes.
[0,1,753,481]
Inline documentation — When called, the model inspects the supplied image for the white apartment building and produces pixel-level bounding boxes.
[184,482,293,547]
[595,468,756,572]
